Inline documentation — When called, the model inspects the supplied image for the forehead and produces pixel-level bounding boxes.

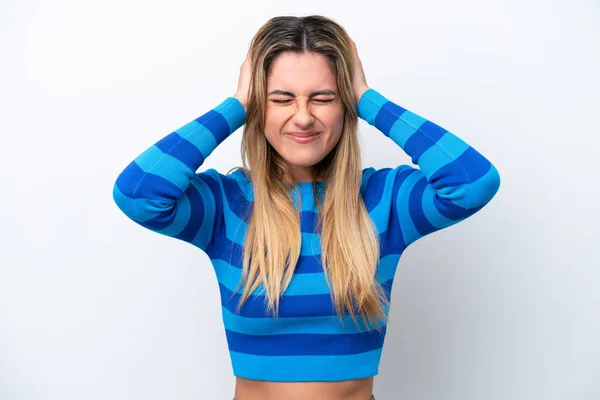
[267,52,337,92]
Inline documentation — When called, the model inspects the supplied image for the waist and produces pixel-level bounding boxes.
[233,376,374,400]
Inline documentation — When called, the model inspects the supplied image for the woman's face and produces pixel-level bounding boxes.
[264,51,345,183]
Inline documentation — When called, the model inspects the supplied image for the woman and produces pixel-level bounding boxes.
[113,15,500,400]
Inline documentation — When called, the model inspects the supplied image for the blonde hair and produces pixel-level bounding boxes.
[228,15,388,330]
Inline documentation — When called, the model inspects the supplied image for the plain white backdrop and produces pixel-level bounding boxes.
[1,0,598,399]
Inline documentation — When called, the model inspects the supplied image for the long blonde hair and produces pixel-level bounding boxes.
[228,15,388,330]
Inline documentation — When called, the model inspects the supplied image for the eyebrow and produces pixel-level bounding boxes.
[267,89,337,98]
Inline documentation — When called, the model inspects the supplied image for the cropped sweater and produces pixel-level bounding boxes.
[112,88,501,382]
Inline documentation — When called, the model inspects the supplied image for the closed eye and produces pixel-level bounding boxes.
[270,99,334,104]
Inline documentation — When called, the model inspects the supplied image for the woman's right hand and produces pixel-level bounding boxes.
[233,50,252,111]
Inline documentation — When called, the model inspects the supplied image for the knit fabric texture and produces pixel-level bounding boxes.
[113,88,501,382]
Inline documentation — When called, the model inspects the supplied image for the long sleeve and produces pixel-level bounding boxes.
[358,88,500,249]
[112,97,246,253]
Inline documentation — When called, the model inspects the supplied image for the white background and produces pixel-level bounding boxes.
[1,0,598,399]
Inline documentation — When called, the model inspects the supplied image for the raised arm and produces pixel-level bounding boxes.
[113,51,251,254]
[358,88,501,248]
[112,97,246,253]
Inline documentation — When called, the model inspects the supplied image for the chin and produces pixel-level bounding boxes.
[283,157,325,168]
[281,149,328,165]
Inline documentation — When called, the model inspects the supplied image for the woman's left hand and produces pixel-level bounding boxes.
[346,33,370,104]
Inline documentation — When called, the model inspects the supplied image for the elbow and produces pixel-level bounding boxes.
[470,163,501,208]
[112,179,137,220]
[485,164,501,200]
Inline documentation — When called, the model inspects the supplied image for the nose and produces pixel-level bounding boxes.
[291,99,315,128]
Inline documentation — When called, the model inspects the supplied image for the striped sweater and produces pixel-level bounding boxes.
[112,88,501,382]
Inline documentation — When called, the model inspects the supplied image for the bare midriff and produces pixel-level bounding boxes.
[233,376,374,400]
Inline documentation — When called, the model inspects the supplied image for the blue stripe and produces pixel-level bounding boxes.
[362,168,389,212]
[394,169,422,246]
[300,211,319,233]
[221,173,253,222]
[357,89,387,125]
[455,146,493,183]
[114,160,146,198]
[420,183,453,230]
[112,183,136,219]
[222,203,249,246]
[195,110,231,143]
[386,167,414,250]
[468,164,501,208]
[196,171,223,254]
[154,132,205,172]
[175,122,217,158]
[229,348,382,382]
[116,157,184,205]
[210,236,328,274]
[130,172,182,205]
[210,224,406,275]
[409,176,439,238]
[419,146,493,197]
[173,182,204,242]
[367,166,414,239]
[289,184,326,211]
[225,326,386,356]
[228,168,254,202]
[132,145,164,175]
[213,254,399,297]
[361,167,377,193]
[140,208,177,231]
[219,280,393,319]
[188,177,216,250]
[403,120,448,164]
[156,191,191,237]
[220,306,384,336]
[417,133,470,177]
[136,150,195,195]
[219,283,335,318]
[374,101,407,136]
[216,97,246,134]
[388,117,418,147]
[398,108,428,129]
